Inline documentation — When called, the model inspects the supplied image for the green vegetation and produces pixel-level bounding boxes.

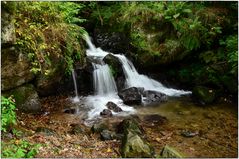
[1,96,41,158]
[2,139,41,158]
[1,96,17,132]
[14,2,86,76]
[90,2,238,95]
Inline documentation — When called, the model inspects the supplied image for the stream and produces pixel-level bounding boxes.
[33,95,237,158]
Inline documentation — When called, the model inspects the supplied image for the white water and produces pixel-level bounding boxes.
[92,63,117,95]
[114,54,191,96]
[83,34,191,119]
[72,69,80,102]
[85,34,135,119]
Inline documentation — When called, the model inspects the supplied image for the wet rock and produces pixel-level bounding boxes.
[94,30,129,54]
[181,130,199,138]
[121,130,154,158]
[63,108,76,114]
[36,127,56,136]
[100,109,113,117]
[118,87,142,105]
[106,101,122,112]
[91,123,108,134]
[117,118,143,135]
[103,54,125,91]
[143,114,167,125]
[192,86,216,105]
[100,130,114,140]
[160,145,183,158]
[4,84,41,113]
[100,130,123,141]
[143,90,167,105]
[70,124,86,135]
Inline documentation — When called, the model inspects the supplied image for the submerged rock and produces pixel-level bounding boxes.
[63,108,76,114]
[106,101,122,112]
[143,114,167,125]
[160,145,183,158]
[100,109,113,117]
[118,87,142,105]
[192,86,216,105]
[143,90,167,105]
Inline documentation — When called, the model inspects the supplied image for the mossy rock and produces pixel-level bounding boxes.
[192,86,216,105]
[4,84,41,113]
[160,145,184,158]
[121,130,154,158]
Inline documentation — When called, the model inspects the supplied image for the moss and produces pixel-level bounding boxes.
[193,86,216,104]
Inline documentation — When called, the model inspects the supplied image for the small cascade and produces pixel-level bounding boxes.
[72,69,80,102]
[92,63,117,95]
[84,34,134,119]
[83,33,191,119]
[114,54,191,96]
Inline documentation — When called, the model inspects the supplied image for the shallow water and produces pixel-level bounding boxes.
[135,97,238,157]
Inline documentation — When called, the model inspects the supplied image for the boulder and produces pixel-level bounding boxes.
[160,145,183,158]
[118,87,142,105]
[119,118,154,158]
[192,86,216,105]
[106,101,122,112]
[100,130,123,141]
[103,54,126,91]
[1,2,16,46]
[143,90,167,105]
[1,48,35,91]
[70,124,86,135]
[91,123,108,134]
[35,54,66,97]
[121,131,154,158]
[94,30,129,54]
[117,118,143,135]
[5,84,41,113]
[100,109,113,117]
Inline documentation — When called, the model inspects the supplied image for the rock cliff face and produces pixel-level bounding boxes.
[1,3,35,91]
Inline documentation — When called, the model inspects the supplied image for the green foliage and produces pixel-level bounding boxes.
[14,2,86,76]
[2,139,41,158]
[1,96,17,132]
[109,65,117,77]
[220,35,238,75]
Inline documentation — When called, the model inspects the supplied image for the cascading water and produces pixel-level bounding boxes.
[114,54,191,96]
[83,34,191,119]
[92,63,117,95]
[72,69,80,102]
[84,35,135,119]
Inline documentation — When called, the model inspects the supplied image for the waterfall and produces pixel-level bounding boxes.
[92,63,117,95]
[72,69,80,102]
[84,34,134,119]
[114,54,191,96]
[83,34,190,119]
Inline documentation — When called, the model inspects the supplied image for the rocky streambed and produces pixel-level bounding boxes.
[5,94,237,158]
